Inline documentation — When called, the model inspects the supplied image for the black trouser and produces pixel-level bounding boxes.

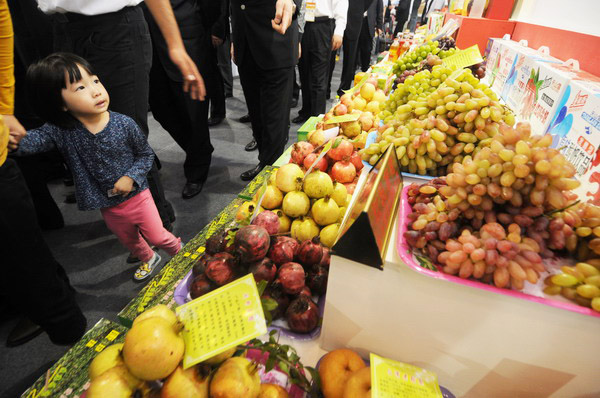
[52,6,175,226]
[208,45,226,119]
[357,17,373,72]
[238,48,293,166]
[292,66,300,101]
[0,159,86,344]
[149,51,214,183]
[337,35,361,92]
[217,36,233,97]
[298,18,333,118]
[394,4,410,37]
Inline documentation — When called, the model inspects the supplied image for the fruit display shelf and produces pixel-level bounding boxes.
[237,165,278,200]
[117,197,245,327]
[21,319,128,398]
[320,198,600,396]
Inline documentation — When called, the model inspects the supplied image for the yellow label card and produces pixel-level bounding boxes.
[442,45,483,69]
[327,113,360,124]
[371,353,443,398]
[176,274,267,369]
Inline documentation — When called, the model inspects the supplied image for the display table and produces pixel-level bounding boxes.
[321,199,600,397]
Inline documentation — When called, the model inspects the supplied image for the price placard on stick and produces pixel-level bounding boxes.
[371,354,443,398]
[176,274,267,369]
[442,45,483,69]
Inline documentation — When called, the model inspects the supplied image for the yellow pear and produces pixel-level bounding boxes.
[133,304,178,327]
[258,384,289,398]
[89,343,125,380]
[161,365,209,398]
[87,366,146,398]
[202,347,237,366]
[209,357,261,398]
[122,317,185,381]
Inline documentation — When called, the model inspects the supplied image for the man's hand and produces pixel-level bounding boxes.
[169,47,206,101]
[112,176,135,197]
[3,115,26,151]
[331,34,343,51]
[272,0,294,35]
[211,35,223,47]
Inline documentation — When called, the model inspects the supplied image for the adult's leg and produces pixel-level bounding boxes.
[207,46,226,120]
[238,48,264,159]
[338,37,360,92]
[0,159,86,345]
[308,21,334,116]
[297,31,312,119]
[217,37,233,97]
[408,0,422,32]
[292,67,300,102]
[394,5,410,37]
[326,49,336,98]
[357,18,372,72]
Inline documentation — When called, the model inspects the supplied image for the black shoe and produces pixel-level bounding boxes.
[182,181,204,199]
[245,139,258,152]
[6,318,43,347]
[291,97,299,108]
[208,116,224,127]
[240,164,264,181]
[292,115,309,124]
[64,193,76,204]
[336,88,345,97]
[239,114,251,123]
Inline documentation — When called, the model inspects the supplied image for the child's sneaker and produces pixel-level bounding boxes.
[133,253,162,282]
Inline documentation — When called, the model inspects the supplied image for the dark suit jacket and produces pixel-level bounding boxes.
[344,0,374,41]
[365,0,383,37]
[198,0,229,40]
[144,0,214,83]
[230,0,300,70]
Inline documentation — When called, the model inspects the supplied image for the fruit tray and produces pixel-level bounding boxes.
[396,186,600,319]
[174,269,326,340]
[311,353,456,398]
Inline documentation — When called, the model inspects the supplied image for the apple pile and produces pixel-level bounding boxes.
[319,349,370,398]
[190,223,330,334]
[86,305,301,398]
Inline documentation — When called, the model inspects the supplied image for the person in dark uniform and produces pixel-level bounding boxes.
[356,0,383,72]
[231,0,301,181]
[393,0,410,37]
[145,0,224,199]
[328,0,373,98]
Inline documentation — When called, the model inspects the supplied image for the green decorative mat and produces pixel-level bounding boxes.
[21,318,128,398]
[237,165,278,200]
[117,197,244,327]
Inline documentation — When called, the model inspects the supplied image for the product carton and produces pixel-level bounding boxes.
[483,37,520,99]
[525,61,600,136]
[546,78,600,203]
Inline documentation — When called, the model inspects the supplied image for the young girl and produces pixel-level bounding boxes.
[13,53,181,282]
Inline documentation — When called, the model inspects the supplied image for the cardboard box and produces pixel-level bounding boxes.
[547,79,600,202]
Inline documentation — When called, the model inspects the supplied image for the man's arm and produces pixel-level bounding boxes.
[144,0,206,101]
[331,0,348,50]
[272,0,297,35]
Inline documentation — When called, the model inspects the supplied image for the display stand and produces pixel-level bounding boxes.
[444,13,516,55]
[320,209,600,396]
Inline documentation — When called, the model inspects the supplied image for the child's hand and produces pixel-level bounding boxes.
[112,176,134,197]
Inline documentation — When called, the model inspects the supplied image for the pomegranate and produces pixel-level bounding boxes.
[308,129,326,147]
[303,170,333,199]
[248,257,277,283]
[303,153,328,172]
[236,201,263,221]
[296,237,324,267]
[308,266,329,295]
[318,247,331,269]
[290,142,314,165]
[267,237,295,265]
[340,120,361,139]
[331,160,356,183]
[285,296,319,333]
[192,253,212,277]
[330,182,348,207]
[263,286,289,320]
[253,185,283,210]
[298,285,312,298]
[311,196,340,226]
[344,181,357,194]
[251,210,280,235]
[278,262,305,294]
[292,217,320,242]
[206,229,228,254]
[205,255,236,286]
[234,225,270,263]
[282,191,310,218]
[275,163,304,193]
[333,103,347,116]
[274,209,291,233]
[328,138,354,161]
[350,151,364,172]
[278,236,300,257]
[190,274,213,299]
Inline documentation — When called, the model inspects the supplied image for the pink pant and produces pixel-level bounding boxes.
[100,189,181,262]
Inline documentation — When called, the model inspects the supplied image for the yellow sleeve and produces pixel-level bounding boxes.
[0,0,15,116]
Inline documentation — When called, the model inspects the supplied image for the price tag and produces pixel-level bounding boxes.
[306,1,316,22]
[326,113,361,124]
[176,274,267,369]
[442,45,483,69]
[371,354,443,398]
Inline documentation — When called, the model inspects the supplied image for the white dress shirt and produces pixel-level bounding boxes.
[37,0,143,15]
[315,0,348,37]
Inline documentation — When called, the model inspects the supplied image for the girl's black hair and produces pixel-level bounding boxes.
[26,52,97,128]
